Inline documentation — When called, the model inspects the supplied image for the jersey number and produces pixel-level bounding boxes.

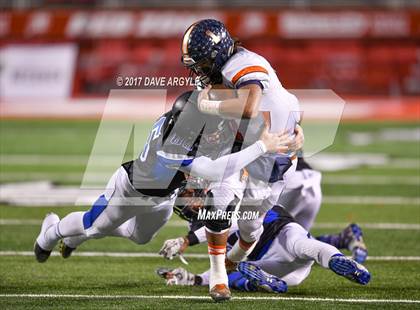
[140,117,166,162]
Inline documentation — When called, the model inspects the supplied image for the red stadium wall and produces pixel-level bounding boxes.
[1,9,420,97]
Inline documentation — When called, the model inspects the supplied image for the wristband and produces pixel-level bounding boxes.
[198,99,221,115]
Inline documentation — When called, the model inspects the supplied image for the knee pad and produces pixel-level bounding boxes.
[204,191,239,232]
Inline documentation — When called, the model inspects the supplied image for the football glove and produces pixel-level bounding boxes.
[156,267,196,286]
[159,237,188,260]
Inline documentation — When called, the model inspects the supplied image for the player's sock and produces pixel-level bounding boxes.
[43,220,63,246]
[316,224,368,263]
[34,213,61,263]
[36,213,61,250]
[62,235,88,249]
[45,212,88,248]
[56,211,87,237]
[316,224,361,249]
[226,237,257,263]
[206,227,229,289]
[316,233,343,248]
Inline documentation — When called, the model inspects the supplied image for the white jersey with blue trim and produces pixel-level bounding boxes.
[221,47,301,135]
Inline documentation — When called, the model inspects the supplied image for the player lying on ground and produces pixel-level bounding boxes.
[160,157,367,266]
[181,19,304,300]
[157,205,371,292]
[34,91,296,263]
[272,156,368,263]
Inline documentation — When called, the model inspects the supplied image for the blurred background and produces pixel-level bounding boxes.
[1,1,420,105]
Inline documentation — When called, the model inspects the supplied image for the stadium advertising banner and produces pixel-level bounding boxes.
[0,44,77,99]
[0,10,419,39]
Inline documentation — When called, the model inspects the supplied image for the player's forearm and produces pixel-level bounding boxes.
[187,140,267,181]
[218,97,257,118]
[199,84,261,118]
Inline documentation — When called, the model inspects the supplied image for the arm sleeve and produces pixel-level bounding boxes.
[180,140,267,181]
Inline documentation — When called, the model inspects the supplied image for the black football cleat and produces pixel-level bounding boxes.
[34,241,52,263]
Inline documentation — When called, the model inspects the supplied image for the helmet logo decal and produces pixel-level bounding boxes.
[205,30,221,44]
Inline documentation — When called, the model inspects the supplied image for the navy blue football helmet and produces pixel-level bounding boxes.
[181,19,234,85]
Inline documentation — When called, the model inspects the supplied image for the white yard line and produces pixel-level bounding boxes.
[1,219,419,230]
[0,219,41,225]
[1,251,419,261]
[322,196,420,205]
[313,223,420,230]
[387,158,420,169]
[0,293,418,304]
[322,175,420,186]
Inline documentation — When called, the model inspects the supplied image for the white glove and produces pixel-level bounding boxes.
[159,237,186,260]
[165,268,196,286]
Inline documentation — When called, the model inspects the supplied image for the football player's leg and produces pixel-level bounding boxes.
[281,222,340,268]
[35,167,130,262]
[282,223,370,285]
[279,170,322,231]
[316,223,368,263]
[229,204,265,264]
[228,177,278,265]
[273,262,313,286]
[204,187,239,302]
[60,234,88,258]
[188,269,261,292]
[120,200,174,245]
[36,199,131,262]
[230,178,286,264]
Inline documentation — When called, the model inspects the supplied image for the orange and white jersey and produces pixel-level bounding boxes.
[221,47,301,134]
